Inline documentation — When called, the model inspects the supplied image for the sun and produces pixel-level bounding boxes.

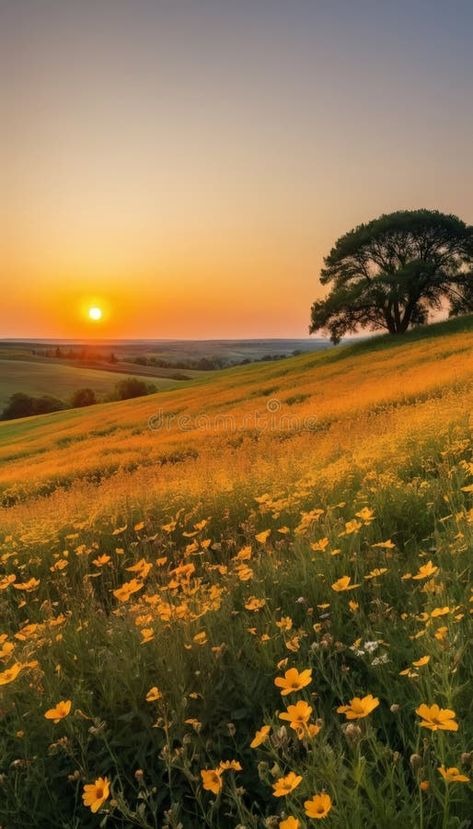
[88,306,103,321]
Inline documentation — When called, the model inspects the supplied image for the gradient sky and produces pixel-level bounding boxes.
[2,0,473,339]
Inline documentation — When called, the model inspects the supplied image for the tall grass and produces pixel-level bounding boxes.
[0,318,472,827]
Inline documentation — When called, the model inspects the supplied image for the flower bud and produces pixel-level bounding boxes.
[344,723,362,743]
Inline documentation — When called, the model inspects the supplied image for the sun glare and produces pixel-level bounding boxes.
[88,307,103,321]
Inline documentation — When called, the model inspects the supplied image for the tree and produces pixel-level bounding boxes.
[33,395,66,415]
[309,210,473,344]
[1,393,36,420]
[70,387,97,408]
[0,392,66,420]
[114,377,155,400]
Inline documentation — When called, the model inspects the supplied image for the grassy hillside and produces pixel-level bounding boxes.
[0,359,182,411]
[1,316,473,827]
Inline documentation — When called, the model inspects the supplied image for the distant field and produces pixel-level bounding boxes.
[0,359,180,410]
[0,336,331,365]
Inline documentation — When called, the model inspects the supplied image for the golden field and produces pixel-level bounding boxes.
[0,316,473,827]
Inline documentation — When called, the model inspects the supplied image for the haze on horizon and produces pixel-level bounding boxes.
[2,0,473,340]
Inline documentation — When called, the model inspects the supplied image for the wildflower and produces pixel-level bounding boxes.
[112,578,143,602]
[311,537,329,552]
[434,626,448,641]
[431,607,450,617]
[245,596,266,611]
[275,667,312,695]
[412,656,430,667]
[218,759,242,771]
[304,792,332,819]
[412,561,438,580]
[201,768,223,795]
[234,545,252,561]
[343,519,362,535]
[337,694,379,720]
[0,662,22,686]
[235,564,253,581]
[0,641,15,660]
[420,780,430,791]
[438,766,470,783]
[276,616,293,631]
[372,539,395,549]
[371,653,389,666]
[279,700,312,729]
[13,577,40,592]
[255,529,271,543]
[82,777,110,813]
[294,721,321,740]
[184,718,201,730]
[356,507,374,522]
[416,704,458,731]
[15,623,39,641]
[92,555,111,567]
[193,631,208,645]
[364,568,388,580]
[272,771,303,797]
[146,686,162,702]
[399,667,418,678]
[50,559,68,572]
[285,635,301,652]
[126,558,152,578]
[251,725,271,748]
[331,576,360,592]
[44,700,72,723]
[279,819,299,829]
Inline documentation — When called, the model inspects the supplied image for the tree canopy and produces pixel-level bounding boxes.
[310,210,473,343]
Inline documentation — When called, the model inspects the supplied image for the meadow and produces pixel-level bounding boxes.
[0,316,473,827]
[0,359,181,411]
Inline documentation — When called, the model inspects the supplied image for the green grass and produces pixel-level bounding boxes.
[0,359,181,410]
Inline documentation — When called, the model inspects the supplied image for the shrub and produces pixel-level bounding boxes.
[0,392,66,420]
[113,377,156,400]
[70,388,97,408]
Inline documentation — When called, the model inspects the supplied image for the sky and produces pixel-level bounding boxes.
[2,0,473,339]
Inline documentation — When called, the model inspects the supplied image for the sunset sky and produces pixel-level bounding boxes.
[2,0,473,339]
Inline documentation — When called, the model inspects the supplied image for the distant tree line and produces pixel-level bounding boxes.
[0,377,157,421]
[34,346,299,372]
[132,353,291,371]
[35,346,118,363]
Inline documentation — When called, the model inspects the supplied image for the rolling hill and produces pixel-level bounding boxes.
[0,358,182,411]
[0,315,473,827]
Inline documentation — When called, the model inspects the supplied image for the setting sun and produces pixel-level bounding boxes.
[88,307,103,321]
